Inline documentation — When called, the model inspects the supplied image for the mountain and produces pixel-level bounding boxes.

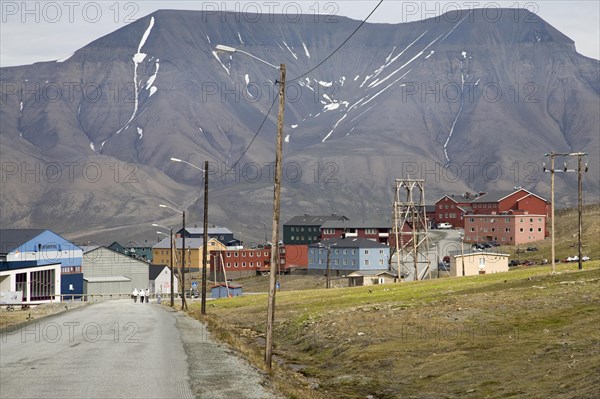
[1,9,598,243]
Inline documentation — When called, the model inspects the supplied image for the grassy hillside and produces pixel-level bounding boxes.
[190,263,599,398]
[188,205,600,398]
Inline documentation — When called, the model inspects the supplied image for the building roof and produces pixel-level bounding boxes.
[211,283,242,289]
[425,205,436,213]
[0,229,47,253]
[309,237,389,249]
[470,191,512,203]
[181,227,233,235]
[321,219,391,229]
[449,250,510,257]
[347,270,398,277]
[152,237,211,249]
[84,276,131,283]
[81,245,101,254]
[284,214,347,227]
[149,264,169,280]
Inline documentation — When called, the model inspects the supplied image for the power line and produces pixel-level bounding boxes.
[289,0,384,82]
[226,0,384,170]
[226,91,279,172]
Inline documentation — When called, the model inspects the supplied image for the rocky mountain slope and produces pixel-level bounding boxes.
[1,9,598,243]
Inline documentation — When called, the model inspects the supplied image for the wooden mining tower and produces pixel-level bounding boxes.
[392,178,431,281]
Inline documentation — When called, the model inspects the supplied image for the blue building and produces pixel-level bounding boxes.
[308,238,390,275]
[0,229,84,301]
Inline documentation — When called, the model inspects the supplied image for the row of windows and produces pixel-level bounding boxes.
[290,226,318,232]
[226,261,262,268]
[225,251,269,258]
[310,249,385,256]
[290,236,318,241]
[468,217,543,223]
[310,258,386,266]
[467,236,513,242]
[441,213,458,219]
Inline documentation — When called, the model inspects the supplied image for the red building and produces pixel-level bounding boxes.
[210,245,308,280]
[464,213,546,244]
[320,219,415,249]
[434,195,473,228]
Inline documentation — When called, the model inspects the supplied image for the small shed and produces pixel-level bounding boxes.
[347,270,398,287]
[450,250,510,277]
[211,283,243,299]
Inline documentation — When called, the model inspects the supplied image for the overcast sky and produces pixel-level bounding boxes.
[1,1,598,67]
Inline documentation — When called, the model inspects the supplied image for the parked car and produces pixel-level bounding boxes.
[582,256,590,262]
[437,222,453,229]
[185,289,199,298]
[509,260,521,267]
[438,262,450,271]
[526,246,538,252]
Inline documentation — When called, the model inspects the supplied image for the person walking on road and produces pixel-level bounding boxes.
[132,288,138,303]
[145,289,150,303]
[139,288,145,304]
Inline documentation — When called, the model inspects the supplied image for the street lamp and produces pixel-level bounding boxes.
[159,204,187,310]
[216,44,285,371]
[170,158,210,315]
[153,223,175,307]
[317,242,337,289]
[171,157,206,172]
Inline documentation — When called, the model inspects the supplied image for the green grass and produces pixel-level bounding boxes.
[187,205,600,398]
[189,262,600,398]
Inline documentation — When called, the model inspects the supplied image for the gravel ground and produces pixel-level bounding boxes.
[171,309,283,399]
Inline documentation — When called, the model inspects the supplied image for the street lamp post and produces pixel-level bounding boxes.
[318,242,337,288]
[154,224,175,307]
[216,44,285,371]
[171,158,209,315]
[160,204,187,310]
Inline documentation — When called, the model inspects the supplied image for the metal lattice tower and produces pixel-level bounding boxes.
[392,178,431,281]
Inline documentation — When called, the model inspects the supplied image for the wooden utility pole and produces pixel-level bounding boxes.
[181,211,187,311]
[201,160,209,315]
[544,152,587,271]
[265,63,285,371]
[170,228,175,307]
[326,244,332,289]
[577,155,583,270]
[460,235,465,276]
[550,153,556,273]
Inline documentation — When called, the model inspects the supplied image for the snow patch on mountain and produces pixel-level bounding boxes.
[302,42,310,58]
[282,41,298,60]
[212,51,231,75]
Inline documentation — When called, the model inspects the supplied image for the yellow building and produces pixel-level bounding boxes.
[152,237,226,269]
[449,251,509,277]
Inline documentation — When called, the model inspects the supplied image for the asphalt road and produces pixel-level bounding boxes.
[0,300,279,399]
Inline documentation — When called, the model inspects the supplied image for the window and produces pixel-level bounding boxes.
[502,237,506,241]
[264,252,269,257]
[234,262,239,268]
[249,252,253,257]
[291,227,295,232]
[301,236,305,240]
[445,205,448,209]
[439,205,443,209]
[352,260,357,266]
[343,249,348,255]
[505,228,511,232]
[379,259,384,265]
[470,218,475,223]
[250,262,254,267]
[365,229,377,234]
[479,258,486,267]
[334,259,339,265]
[379,249,385,255]
[335,249,339,255]
[257,262,261,267]
[343,258,348,265]
[226,252,231,257]
[538,218,542,222]
[301,227,305,232]
[234,252,238,257]
[505,218,510,223]
[491,228,495,232]
[530,228,534,232]
[364,249,369,255]
[323,228,335,235]
[352,250,356,255]
[520,228,524,232]
[538,228,542,232]
[242,252,246,257]
[364,259,370,266]
[470,227,475,232]
[242,262,246,267]
[530,218,533,223]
